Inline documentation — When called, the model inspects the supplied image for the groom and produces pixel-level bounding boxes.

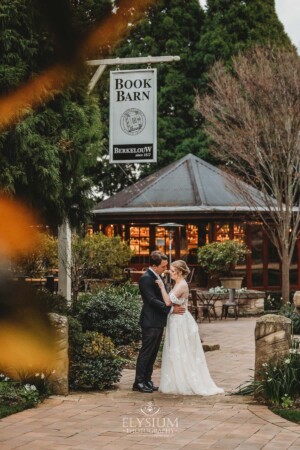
[133,251,185,393]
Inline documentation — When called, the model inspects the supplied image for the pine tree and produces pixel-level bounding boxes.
[198,0,293,76]
[0,0,108,226]
[91,0,205,194]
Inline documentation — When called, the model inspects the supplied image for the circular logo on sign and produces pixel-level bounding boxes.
[120,108,146,135]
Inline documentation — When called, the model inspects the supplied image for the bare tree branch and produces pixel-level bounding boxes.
[196,47,300,301]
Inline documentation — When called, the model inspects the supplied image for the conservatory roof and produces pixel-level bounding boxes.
[93,153,272,216]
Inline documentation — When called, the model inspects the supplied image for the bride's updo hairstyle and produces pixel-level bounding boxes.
[171,260,190,278]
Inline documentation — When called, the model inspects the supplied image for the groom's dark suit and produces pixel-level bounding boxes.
[134,269,171,385]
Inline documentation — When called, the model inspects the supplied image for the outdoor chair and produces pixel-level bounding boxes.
[221,290,244,320]
[186,267,195,285]
[221,301,238,320]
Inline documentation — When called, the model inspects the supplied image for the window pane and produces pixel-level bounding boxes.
[130,226,149,264]
[104,224,115,237]
[290,245,298,285]
[233,223,246,242]
[268,241,280,287]
[251,225,264,287]
[215,222,230,242]
[155,226,175,259]
[155,226,167,253]
[186,225,198,263]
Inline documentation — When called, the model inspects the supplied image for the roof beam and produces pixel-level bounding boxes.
[87,55,180,66]
[87,55,180,92]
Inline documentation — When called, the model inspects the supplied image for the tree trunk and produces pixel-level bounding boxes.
[281,248,290,303]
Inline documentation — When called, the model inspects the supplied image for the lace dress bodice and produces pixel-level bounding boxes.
[169,291,188,308]
[169,280,189,308]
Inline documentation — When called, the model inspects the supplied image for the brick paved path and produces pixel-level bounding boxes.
[1,318,300,449]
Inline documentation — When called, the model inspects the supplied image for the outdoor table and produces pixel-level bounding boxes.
[190,289,220,322]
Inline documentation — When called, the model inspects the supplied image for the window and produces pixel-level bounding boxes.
[290,244,298,286]
[155,227,171,256]
[268,241,280,287]
[251,225,264,287]
[130,226,150,263]
[104,224,115,237]
[233,223,246,242]
[186,225,198,263]
[215,222,230,242]
[102,224,125,239]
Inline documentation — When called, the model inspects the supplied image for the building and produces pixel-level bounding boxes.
[92,153,299,291]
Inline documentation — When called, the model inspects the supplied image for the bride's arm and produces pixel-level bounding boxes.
[156,280,187,306]
[169,283,186,305]
[155,279,172,306]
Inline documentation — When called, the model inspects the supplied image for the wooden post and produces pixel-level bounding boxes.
[58,219,72,304]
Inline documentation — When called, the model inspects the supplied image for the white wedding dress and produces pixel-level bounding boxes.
[159,283,224,396]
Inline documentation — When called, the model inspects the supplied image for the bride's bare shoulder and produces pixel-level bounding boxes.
[173,279,189,296]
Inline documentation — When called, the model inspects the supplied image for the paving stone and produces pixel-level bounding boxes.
[1,318,300,449]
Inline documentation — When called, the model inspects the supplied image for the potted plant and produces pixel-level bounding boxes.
[197,240,249,288]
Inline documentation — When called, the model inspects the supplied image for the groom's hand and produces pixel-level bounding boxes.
[172,305,185,315]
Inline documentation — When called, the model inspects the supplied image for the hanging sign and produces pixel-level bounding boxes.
[109,69,157,163]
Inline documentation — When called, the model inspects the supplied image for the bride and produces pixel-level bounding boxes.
[156,260,224,396]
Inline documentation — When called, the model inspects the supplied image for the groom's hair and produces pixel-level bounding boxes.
[150,251,168,267]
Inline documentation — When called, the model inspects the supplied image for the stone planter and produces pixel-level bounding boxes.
[255,314,292,386]
[220,277,243,289]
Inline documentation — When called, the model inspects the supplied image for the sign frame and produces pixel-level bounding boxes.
[109,68,157,164]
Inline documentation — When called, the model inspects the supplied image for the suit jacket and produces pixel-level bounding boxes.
[139,269,171,328]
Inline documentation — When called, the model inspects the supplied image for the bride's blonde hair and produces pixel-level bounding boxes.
[171,260,190,278]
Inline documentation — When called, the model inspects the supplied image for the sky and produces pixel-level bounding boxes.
[275,0,300,51]
[199,0,300,52]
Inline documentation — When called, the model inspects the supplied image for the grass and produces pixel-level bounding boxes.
[0,401,35,419]
[271,408,300,424]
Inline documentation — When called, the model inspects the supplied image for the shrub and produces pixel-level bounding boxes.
[255,350,300,406]
[264,292,284,311]
[0,376,40,419]
[198,240,248,278]
[68,315,84,362]
[69,331,125,390]
[76,284,141,346]
[38,288,69,315]
[12,232,58,277]
[18,373,50,397]
[0,372,47,419]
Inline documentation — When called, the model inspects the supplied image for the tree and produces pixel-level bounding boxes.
[197,0,293,77]
[71,232,133,302]
[196,47,300,302]
[0,0,106,226]
[91,0,205,196]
